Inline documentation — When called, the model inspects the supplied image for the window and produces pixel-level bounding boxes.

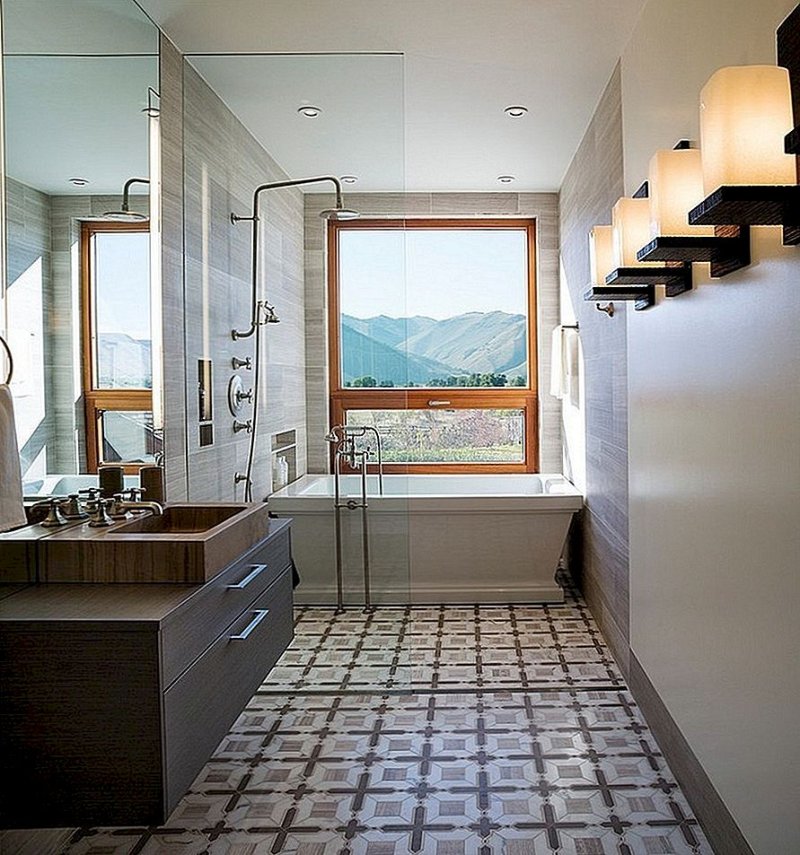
[80,221,161,472]
[328,219,538,472]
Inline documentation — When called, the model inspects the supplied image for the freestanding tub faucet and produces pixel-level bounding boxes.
[324,425,384,611]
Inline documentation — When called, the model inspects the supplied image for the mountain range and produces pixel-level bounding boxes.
[341,311,527,386]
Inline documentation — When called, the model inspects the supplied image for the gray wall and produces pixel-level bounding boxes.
[5,178,147,478]
[160,39,307,502]
[558,65,630,671]
[303,192,561,473]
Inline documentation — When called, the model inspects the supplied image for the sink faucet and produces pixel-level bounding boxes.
[120,488,164,516]
[121,500,164,517]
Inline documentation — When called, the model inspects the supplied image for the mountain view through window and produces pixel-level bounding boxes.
[332,223,536,470]
[338,228,529,389]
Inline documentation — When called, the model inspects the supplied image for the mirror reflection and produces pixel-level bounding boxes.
[1,0,159,496]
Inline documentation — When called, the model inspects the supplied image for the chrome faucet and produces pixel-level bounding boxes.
[324,425,385,611]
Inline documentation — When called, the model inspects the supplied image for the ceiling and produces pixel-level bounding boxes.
[2,0,158,195]
[137,0,648,192]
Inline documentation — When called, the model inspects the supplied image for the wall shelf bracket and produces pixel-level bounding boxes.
[688,185,800,246]
[636,225,751,278]
[583,283,655,311]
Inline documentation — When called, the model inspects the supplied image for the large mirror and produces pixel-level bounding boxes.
[0,0,160,496]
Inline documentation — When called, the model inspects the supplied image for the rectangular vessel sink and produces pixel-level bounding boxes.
[37,503,270,584]
[113,505,245,535]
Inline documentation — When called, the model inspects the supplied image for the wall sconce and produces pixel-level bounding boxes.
[585,195,691,310]
[688,65,800,245]
[583,222,655,310]
[637,146,750,277]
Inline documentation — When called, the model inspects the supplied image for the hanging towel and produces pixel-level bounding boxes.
[549,327,565,399]
[0,384,26,532]
[563,328,581,408]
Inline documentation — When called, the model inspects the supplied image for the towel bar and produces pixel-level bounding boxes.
[0,334,13,384]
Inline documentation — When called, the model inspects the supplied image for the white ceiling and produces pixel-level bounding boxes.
[137,0,648,192]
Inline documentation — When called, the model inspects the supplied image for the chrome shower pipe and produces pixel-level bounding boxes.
[230,175,348,340]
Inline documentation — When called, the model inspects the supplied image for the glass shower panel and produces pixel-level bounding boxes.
[181,52,411,690]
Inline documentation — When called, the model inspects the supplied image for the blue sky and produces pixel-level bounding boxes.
[339,228,528,320]
[94,231,150,339]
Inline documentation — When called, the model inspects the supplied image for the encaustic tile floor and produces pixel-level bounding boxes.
[62,576,713,855]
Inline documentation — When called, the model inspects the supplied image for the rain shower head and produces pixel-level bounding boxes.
[103,177,150,223]
[319,206,360,221]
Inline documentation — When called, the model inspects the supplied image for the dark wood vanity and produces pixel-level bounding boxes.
[0,518,293,828]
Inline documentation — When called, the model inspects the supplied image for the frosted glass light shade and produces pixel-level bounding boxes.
[589,225,614,285]
[648,149,714,237]
[612,197,660,266]
[700,65,796,195]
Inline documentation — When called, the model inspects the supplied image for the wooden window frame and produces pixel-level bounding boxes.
[328,218,539,474]
[80,221,152,474]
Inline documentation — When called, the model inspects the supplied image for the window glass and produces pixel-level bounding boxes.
[338,229,529,389]
[98,410,160,465]
[92,230,151,389]
[345,408,525,464]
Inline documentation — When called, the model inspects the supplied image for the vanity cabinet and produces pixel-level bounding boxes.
[0,518,293,829]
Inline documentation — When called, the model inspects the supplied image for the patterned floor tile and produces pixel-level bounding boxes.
[43,585,716,855]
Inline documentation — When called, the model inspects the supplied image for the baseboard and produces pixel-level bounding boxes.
[629,652,754,855]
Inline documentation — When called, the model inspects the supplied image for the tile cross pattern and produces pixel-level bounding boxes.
[62,576,713,854]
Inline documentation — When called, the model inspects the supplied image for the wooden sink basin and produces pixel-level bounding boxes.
[36,503,270,584]
[113,505,245,535]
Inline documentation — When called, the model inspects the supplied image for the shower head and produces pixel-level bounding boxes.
[103,177,150,223]
[102,209,149,223]
[319,206,360,221]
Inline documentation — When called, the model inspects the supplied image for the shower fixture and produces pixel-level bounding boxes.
[230,174,359,339]
[103,177,150,222]
[229,177,359,503]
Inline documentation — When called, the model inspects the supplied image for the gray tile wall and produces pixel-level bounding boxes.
[159,35,189,500]
[303,192,561,473]
[163,54,306,502]
[558,64,630,673]
[5,178,55,477]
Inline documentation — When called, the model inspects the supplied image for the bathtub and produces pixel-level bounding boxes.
[269,473,583,604]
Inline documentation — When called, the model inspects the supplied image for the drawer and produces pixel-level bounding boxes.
[160,519,291,686]
[162,567,293,812]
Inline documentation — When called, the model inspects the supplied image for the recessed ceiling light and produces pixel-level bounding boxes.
[340,175,358,184]
[504,105,528,118]
[497,175,516,184]
[69,177,89,186]
[297,105,322,118]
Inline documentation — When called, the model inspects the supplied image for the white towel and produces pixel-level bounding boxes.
[563,328,580,408]
[549,327,565,399]
[0,384,26,532]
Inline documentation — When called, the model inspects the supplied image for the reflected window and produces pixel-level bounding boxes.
[81,222,160,471]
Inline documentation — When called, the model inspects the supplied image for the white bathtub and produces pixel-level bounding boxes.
[270,473,583,604]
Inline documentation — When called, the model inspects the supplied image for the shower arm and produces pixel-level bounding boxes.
[231,175,345,340]
[122,178,150,211]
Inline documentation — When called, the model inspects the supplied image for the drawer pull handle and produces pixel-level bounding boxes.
[226,563,268,589]
[229,609,270,641]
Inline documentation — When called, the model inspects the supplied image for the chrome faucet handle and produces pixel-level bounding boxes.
[61,493,89,520]
[78,487,101,502]
[233,419,253,433]
[127,487,145,502]
[88,498,114,528]
[236,387,254,404]
[232,356,252,370]
[41,498,68,528]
